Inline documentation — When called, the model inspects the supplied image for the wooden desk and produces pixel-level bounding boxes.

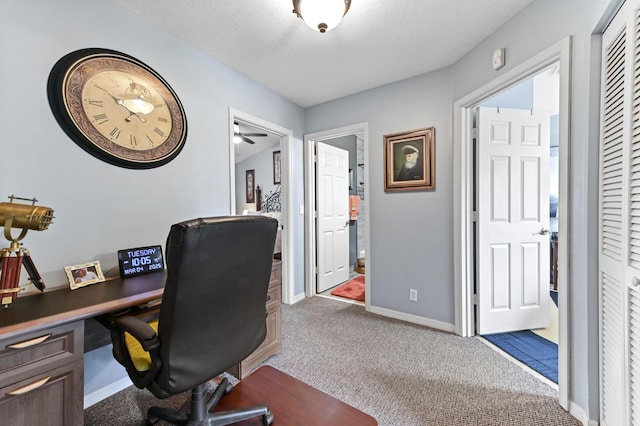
[0,272,165,426]
[215,366,377,426]
[0,272,165,340]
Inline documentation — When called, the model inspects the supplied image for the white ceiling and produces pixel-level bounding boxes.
[112,0,534,108]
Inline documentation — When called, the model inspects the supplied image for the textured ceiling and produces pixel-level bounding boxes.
[111,0,533,108]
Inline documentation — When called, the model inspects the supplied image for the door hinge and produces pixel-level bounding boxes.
[472,128,478,139]
[472,211,478,222]
[473,294,479,305]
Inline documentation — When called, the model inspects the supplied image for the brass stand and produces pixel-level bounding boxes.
[0,196,53,307]
[0,241,45,307]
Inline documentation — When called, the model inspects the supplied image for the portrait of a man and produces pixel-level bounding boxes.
[384,127,435,192]
[396,144,424,181]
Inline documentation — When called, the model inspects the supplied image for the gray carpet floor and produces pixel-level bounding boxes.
[85,296,580,425]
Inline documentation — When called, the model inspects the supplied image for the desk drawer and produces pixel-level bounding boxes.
[0,322,83,388]
[0,358,83,426]
[269,262,281,288]
[266,284,281,312]
[237,305,281,377]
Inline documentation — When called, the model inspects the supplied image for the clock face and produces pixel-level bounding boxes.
[48,48,187,169]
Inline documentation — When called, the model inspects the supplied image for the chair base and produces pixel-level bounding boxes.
[146,378,274,426]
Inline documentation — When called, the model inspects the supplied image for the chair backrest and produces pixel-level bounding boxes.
[155,215,277,394]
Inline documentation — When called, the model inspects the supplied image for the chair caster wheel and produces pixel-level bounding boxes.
[262,410,274,425]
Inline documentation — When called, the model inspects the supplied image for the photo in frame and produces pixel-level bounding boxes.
[246,169,255,203]
[273,150,281,184]
[65,260,105,290]
[384,127,435,192]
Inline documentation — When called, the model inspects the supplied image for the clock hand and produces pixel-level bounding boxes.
[125,110,147,123]
[94,85,148,123]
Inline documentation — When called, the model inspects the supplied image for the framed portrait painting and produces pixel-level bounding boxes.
[273,151,281,184]
[246,169,255,203]
[384,127,435,192]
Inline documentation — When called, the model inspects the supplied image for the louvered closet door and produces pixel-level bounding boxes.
[600,1,640,424]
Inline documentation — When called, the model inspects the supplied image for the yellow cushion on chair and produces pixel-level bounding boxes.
[124,319,159,372]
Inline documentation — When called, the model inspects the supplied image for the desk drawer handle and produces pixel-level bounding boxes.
[7,376,51,396]
[7,334,52,349]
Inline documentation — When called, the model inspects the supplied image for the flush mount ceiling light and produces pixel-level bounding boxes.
[292,0,351,33]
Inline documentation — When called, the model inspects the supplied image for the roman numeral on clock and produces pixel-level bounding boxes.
[93,113,108,125]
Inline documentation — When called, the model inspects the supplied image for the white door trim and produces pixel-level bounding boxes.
[304,123,370,305]
[228,108,295,305]
[453,37,571,409]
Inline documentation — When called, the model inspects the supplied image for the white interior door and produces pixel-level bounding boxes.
[599,2,640,423]
[316,142,350,293]
[477,106,551,335]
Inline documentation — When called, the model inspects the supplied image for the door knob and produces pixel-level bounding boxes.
[535,228,550,236]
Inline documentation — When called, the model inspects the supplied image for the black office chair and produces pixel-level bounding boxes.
[104,216,278,426]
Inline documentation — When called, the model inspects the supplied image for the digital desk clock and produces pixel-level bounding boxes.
[117,245,164,278]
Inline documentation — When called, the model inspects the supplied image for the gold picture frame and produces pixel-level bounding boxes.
[384,127,435,192]
[65,260,105,290]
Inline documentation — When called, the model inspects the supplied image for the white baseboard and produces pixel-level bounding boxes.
[290,291,306,304]
[84,376,132,409]
[366,305,455,333]
[568,400,598,426]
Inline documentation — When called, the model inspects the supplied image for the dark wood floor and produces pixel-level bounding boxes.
[215,366,377,425]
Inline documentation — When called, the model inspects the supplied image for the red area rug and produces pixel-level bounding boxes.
[330,275,365,302]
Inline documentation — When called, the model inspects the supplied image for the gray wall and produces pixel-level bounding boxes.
[305,0,618,419]
[306,68,455,322]
[236,147,281,214]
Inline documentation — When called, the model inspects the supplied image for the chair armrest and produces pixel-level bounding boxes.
[112,315,159,352]
[103,314,162,389]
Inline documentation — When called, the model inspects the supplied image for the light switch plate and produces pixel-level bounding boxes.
[492,48,506,70]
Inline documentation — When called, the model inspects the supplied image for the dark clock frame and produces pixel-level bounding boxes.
[47,48,188,169]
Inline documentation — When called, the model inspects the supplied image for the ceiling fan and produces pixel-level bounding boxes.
[234,122,267,144]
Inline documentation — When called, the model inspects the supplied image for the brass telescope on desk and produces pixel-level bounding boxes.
[0,195,54,307]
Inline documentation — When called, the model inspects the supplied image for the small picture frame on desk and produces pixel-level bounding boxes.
[65,260,105,290]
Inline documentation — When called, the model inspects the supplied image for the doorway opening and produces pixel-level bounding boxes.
[474,64,560,385]
[453,38,571,408]
[303,123,370,307]
[228,109,295,305]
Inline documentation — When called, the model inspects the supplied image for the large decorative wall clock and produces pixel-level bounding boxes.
[47,48,187,169]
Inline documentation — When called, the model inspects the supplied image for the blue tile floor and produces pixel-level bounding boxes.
[482,291,559,383]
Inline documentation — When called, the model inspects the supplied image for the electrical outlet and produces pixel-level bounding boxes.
[409,289,418,302]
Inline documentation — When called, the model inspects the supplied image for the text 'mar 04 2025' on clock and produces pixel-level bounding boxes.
[47,48,187,169]
[117,245,165,278]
